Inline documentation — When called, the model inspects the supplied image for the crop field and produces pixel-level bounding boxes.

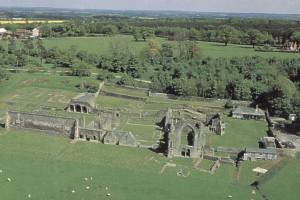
[0,19,65,24]
[42,35,300,58]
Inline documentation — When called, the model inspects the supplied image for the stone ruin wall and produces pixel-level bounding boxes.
[78,128,137,147]
[6,111,77,137]
[5,111,137,147]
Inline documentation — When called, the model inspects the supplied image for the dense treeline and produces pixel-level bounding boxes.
[0,37,299,116]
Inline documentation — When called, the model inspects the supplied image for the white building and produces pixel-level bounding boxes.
[0,28,7,34]
[31,28,40,38]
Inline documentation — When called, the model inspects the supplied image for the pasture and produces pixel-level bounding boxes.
[42,35,300,58]
[0,130,268,200]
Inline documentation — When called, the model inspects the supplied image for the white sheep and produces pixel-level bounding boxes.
[7,178,11,182]
[71,190,76,193]
[84,177,88,181]
[106,193,111,196]
[86,186,90,190]
[0,169,3,173]
[27,194,31,198]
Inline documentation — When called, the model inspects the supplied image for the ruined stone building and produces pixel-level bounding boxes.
[68,82,104,114]
[161,109,207,158]
[68,93,97,113]
[206,114,225,136]
[243,148,278,161]
[232,106,265,120]
[5,111,136,147]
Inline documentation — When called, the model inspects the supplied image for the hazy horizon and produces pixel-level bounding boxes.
[0,0,299,15]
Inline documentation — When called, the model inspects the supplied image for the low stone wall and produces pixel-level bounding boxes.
[101,91,147,102]
[6,111,77,137]
[148,91,250,107]
[216,147,244,154]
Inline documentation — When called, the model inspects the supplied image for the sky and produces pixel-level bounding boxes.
[1,0,300,14]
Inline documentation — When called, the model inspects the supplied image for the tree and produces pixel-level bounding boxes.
[101,25,118,36]
[218,25,239,46]
[291,31,300,50]
[247,29,265,48]
[8,39,17,54]
[36,39,47,64]
[126,55,140,78]
[70,61,91,77]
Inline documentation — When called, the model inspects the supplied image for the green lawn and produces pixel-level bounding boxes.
[208,116,268,148]
[0,130,266,200]
[258,158,300,200]
[41,35,300,59]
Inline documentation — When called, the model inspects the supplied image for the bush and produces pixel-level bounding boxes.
[224,99,234,109]
[76,82,98,93]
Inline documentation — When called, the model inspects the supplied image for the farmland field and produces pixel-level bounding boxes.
[0,19,65,24]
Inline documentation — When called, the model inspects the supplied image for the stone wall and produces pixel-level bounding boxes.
[6,111,137,147]
[101,91,147,102]
[78,127,137,147]
[6,111,77,137]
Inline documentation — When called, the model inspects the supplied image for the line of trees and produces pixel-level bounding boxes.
[3,17,300,49]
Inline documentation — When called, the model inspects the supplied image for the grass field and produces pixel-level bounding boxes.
[208,116,268,148]
[0,130,270,200]
[42,35,300,58]
[258,158,300,200]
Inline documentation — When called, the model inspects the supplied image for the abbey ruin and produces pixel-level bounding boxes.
[3,82,226,158]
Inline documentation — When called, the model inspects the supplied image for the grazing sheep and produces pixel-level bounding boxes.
[71,190,76,193]
[0,169,3,173]
[86,186,90,190]
[84,177,88,181]
[105,186,109,190]
[7,178,11,182]
[228,195,233,198]
[27,194,31,198]
[107,193,111,196]
[90,177,93,180]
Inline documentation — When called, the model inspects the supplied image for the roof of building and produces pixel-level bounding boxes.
[71,93,97,108]
[245,148,277,155]
[232,106,265,116]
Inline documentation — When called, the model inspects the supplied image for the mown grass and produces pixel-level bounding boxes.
[208,116,268,148]
[0,130,265,200]
[258,158,300,200]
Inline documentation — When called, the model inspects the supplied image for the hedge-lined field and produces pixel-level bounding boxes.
[42,35,300,59]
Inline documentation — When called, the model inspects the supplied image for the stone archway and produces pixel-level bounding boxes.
[75,105,81,113]
[82,106,88,113]
[181,125,195,146]
[168,121,205,158]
